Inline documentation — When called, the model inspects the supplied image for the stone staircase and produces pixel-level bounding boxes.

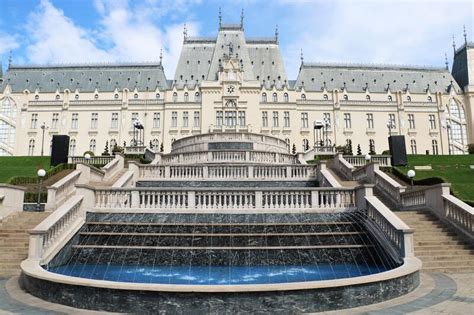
[0,212,50,277]
[395,210,474,273]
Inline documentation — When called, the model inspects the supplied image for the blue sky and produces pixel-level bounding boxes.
[0,0,472,78]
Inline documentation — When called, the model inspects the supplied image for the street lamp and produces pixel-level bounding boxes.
[386,120,395,137]
[365,153,371,164]
[446,123,452,155]
[36,169,46,211]
[40,122,49,156]
[84,153,91,164]
[323,118,331,146]
[407,169,416,187]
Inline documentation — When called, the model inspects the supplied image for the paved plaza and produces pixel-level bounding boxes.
[0,272,472,314]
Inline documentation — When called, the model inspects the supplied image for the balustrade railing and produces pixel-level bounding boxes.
[444,195,473,234]
[46,170,81,210]
[400,189,426,209]
[160,150,297,165]
[333,154,354,180]
[125,146,147,155]
[374,170,405,205]
[69,155,114,166]
[343,155,391,167]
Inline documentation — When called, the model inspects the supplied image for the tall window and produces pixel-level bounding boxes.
[173,92,178,102]
[366,113,374,129]
[171,111,177,127]
[366,95,371,101]
[28,139,35,156]
[432,139,438,155]
[284,111,290,128]
[238,111,246,127]
[262,111,268,127]
[184,92,189,102]
[272,111,279,127]
[343,94,348,101]
[272,92,278,103]
[111,112,119,129]
[410,139,417,155]
[323,113,331,128]
[51,113,59,129]
[69,139,76,156]
[344,113,351,129]
[225,111,237,127]
[388,95,393,101]
[301,93,306,100]
[194,111,200,127]
[429,114,436,129]
[301,112,308,128]
[388,113,396,128]
[90,113,98,129]
[323,94,329,101]
[183,111,189,127]
[31,113,38,129]
[261,93,267,102]
[216,111,223,127]
[408,114,415,129]
[131,112,138,128]
[71,113,79,129]
[152,139,159,150]
[195,92,201,102]
[89,139,96,153]
[110,139,117,149]
[428,96,432,102]
[153,113,161,128]
[284,93,289,102]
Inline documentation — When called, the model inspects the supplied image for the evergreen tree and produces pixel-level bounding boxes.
[357,144,362,155]
[292,144,297,154]
[346,139,353,155]
[369,140,376,155]
[160,143,164,153]
[102,141,110,156]
[149,140,153,149]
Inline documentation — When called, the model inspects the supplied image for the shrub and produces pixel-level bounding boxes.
[468,143,474,154]
[387,167,445,186]
[382,150,390,155]
[112,145,124,154]
[8,163,75,185]
[83,150,95,157]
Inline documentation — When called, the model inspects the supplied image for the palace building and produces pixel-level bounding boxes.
[0,18,472,157]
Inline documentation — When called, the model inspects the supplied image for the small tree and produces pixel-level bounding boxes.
[468,143,474,154]
[356,144,362,155]
[369,140,376,155]
[149,140,153,149]
[305,141,310,151]
[160,143,164,153]
[292,144,297,155]
[102,141,110,156]
[346,139,353,155]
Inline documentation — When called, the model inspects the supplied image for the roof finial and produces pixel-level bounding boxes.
[240,8,244,29]
[218,7,222,29]
[8,50,12,69]
[159,48,163,65]
[275,24,279,44]
[183,23,188,42]
[463,25,467,44]
[300,49,304,65]
[445,52,449,70]
[452,35,456,54]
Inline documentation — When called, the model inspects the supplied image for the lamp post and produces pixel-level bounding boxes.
[365,153,371,165]
[36,169,46,211]
[84,153,91,164]
[407,169,416,187]
[323,118,330,147]
[40,122,49,156]
[386,120,395,137]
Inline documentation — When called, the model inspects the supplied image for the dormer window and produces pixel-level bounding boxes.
[388,95,392,101]
[173,92,178,102]
[55,95,60,100]
[156,93,160,99]
[301,93,306,100]
[35,95,39,100]
[366,95,370,101]
[75,94,79,100]
[262,93,267,102]
[114,94,119,99]
[427,96,432,102]
[343,94,348,101]
[323,94,328,101]
[406,96,411,102]
[195,92,201,102]
[94,94,99,100]
[134,93,138,99]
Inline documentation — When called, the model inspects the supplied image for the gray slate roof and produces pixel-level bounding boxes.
[451,42,474,89]
[295,63,460,94]
[0,63,168,93]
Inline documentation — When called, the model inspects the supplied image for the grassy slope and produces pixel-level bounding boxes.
[395,155,474,201]
[0,156,51,183]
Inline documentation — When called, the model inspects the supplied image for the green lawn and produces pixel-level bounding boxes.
[0,156,51,183]
[395,155,474,202]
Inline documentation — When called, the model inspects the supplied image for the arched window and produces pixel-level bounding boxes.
[406,96,411,102]
[410,139,417,155]
[114,93,119,99]
[432,139,438,155]
[69,139,76,156]
[449,99,462,119]
[134,93,138,99]
[284,93,289,102]
[285,138,290,144]
[323,94,328,101]
[261,93,267,102]
[156,93,160,99]
[195,92,201,102]
[427,96,432,102]
[301,93,306,100]
[28,139,35,156]
[173,92,178,102]
[1,98,16,119]
[184,92,189,102]
[110,139,117,149]
[343,94,348,101]
[325,139,332,146]
[152,139,159,150]
[388,95,393,102]
[272,92,278,103]
[366,95,371,101]
[89,139,96,153]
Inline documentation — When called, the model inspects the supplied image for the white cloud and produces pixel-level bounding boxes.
[0,32,19,65]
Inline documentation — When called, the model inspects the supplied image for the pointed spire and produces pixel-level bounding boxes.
[218,7,222,29]
[159,48,163,65]
[300,49,304,65]
[463,25,467,44]
[240,8,244,29]
[8,50,12,69]
[275,25,279,44]
[445,52,449,70]
[183,23,188,42]
[452,35,456,54]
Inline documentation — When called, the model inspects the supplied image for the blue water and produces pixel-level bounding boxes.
[46,264,389,285]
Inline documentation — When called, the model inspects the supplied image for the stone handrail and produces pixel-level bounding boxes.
[45,170,81,211]
[125,146,147,155]
[69,155,115,166]
[317,161,342,188]
[343,155,391,167]
[333,153,354,180]
[400,189,426,209]
[28,195,85,262]
[443,195,473,237]
[92,187,356,211]
[160,150,298,165]
[365,196,414,258]
[0,184,26,220]
[102,154,125,182]
[374,169,406,206]
[112,170,134,188]
[137,164,316,180]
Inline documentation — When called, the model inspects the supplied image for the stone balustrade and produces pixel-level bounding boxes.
[92,187,356,211]
[45,170,81,210]
[400,189,426,209]
[28,195,85,262]
[333,153,354,180]
[365,196,414,258]
[160,150,297,165]
[374,169,406,206]
[102,154,124,182]
[137,164,316,180]
[0,184,26,220]
[444,195,473,236]
[124,146,147,155]
[343,155,391,167]
[69,155,115,166]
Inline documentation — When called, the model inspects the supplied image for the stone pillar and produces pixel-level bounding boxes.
[188,191,195,209]
[255,191,263,209]
[354,184,374,211]
[131,190,140,208]
[311,190,319,208]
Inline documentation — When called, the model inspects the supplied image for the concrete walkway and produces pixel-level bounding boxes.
[0,272,472,314]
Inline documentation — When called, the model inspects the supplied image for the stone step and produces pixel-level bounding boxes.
[422,266,474,273]
[0,252,28,258]
[415,240,468,246]
[0,269,21,277]
[414,245,472,251]
[417,255,473,262]
[422,260,473,268]
[416,249,474,256]
[0,263,23,270]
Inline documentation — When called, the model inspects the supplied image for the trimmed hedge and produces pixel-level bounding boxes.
[386,167,445,186]
[8,163,76,185]
[24,192,48,203]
